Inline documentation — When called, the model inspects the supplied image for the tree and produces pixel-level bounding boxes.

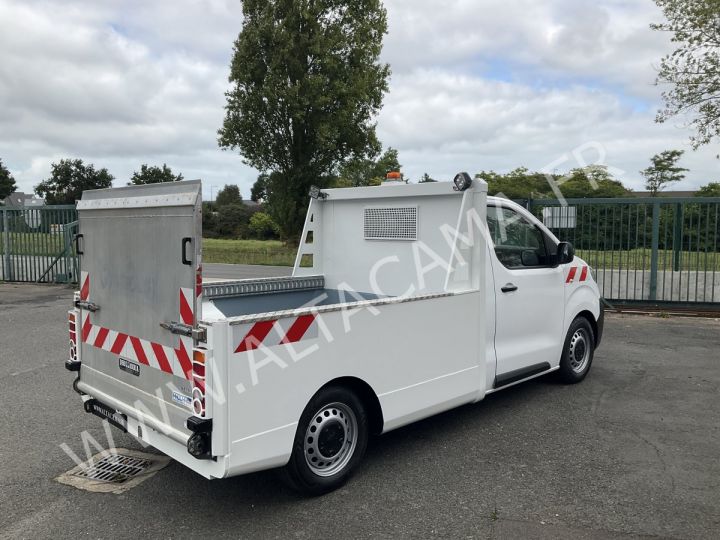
[251,173,270,202]
[477,165,631,200]
[334,147,401,187]
[0,158,17,200]
[477,167,551,199]
[248,212,280,239]
[556,166,631,198]
[640,150,688,195]
[214,204,254,238]
[35,159,114,205]
[419,173,437,183]
[652,0,720,149]
[218,0,391,239]
[215,184,243,207]
[695,181,720,196]
[129,163,183,185]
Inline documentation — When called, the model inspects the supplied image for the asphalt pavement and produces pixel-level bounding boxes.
[1,271,719,539]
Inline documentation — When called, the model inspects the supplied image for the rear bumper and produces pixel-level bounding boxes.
[76,379,189,445]
[595,300,605,349]
[75,381,228,479]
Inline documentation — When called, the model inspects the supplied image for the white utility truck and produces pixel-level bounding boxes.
[66,175,603,494]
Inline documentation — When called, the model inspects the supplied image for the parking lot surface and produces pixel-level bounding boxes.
[1,275,719,539]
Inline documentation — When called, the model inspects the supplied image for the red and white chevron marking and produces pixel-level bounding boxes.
[565,265,589,284]
[180,286,195,326]
[80,271,90,301]
[234,314,318,353]
[79,272,194,380]
[81,313,193,379]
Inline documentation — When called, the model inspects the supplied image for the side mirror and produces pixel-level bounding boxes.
[520,249,540,267]
[556,241,575,265]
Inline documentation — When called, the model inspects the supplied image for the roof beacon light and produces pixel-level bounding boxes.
[383,171,404,186]
[453,172,473,192]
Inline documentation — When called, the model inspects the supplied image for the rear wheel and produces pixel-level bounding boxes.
[281,386,368,496]
[557,316,595,383]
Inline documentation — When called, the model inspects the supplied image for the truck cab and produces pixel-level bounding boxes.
[483,197,603,388]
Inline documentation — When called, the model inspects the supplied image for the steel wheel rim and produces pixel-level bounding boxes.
[569,328,590,373]
[304,402,357,477]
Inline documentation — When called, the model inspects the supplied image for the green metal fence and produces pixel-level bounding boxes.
[526,197,720,308]
[2,198,719,306]
[0,205,79,283]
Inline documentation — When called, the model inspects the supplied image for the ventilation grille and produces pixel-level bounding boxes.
[73,453,152,484]
[364,207,418,240]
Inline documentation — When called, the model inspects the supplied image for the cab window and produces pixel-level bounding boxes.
[486,206,552,269]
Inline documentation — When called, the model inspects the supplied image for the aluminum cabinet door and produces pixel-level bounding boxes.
[75,180,202,431]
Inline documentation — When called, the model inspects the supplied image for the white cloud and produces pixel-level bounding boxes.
[378,69,720,189]
[0,0,717,201]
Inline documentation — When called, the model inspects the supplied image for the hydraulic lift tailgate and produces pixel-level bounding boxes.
[75,180,202,436]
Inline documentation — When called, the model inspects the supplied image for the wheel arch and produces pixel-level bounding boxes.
[565,285,601,343]
[575,309,598,345]
[316,376,384,435]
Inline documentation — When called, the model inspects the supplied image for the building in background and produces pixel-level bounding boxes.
[2,192,46,208]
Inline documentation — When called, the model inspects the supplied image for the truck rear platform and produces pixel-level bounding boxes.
[68,178,492,485]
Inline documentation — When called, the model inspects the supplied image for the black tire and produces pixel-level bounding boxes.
[557,316,595,384]
[281,386,368,496]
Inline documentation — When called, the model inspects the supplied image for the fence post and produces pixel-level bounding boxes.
[649,202,660,301]
[673,202,683,272]
[2,208,11,281]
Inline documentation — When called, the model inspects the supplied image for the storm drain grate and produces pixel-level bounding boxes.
[57,448,171,494]
[74,453,152,484]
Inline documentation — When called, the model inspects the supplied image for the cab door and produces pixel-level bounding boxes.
[487,204,565,387]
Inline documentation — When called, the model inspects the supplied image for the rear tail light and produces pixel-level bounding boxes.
[187,347,212,459]
[69,312,76,357]
[66,309,81,371]
[191,348,207,417]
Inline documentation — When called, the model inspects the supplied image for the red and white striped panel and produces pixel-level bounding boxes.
[81,314,192,379]
[180,287,194,326]
[233,314,318,354]
[79,271,90,301]
[565,265,589,284]
[178,286,195,381]
[78,272,195,380]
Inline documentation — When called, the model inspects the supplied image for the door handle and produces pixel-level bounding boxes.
[181,237,192,265]
[501,283,518,293]
[74,233,84,255]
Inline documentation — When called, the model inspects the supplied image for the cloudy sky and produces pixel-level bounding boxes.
[1,0,718,200]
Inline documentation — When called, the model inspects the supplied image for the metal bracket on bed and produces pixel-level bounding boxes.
[202,275,325,300]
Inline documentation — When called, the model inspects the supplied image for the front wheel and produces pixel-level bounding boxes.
[281,386,368,496]
[557,316,595,384]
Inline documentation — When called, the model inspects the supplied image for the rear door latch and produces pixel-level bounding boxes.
[75,300,100,312]
[160,321,206,342]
